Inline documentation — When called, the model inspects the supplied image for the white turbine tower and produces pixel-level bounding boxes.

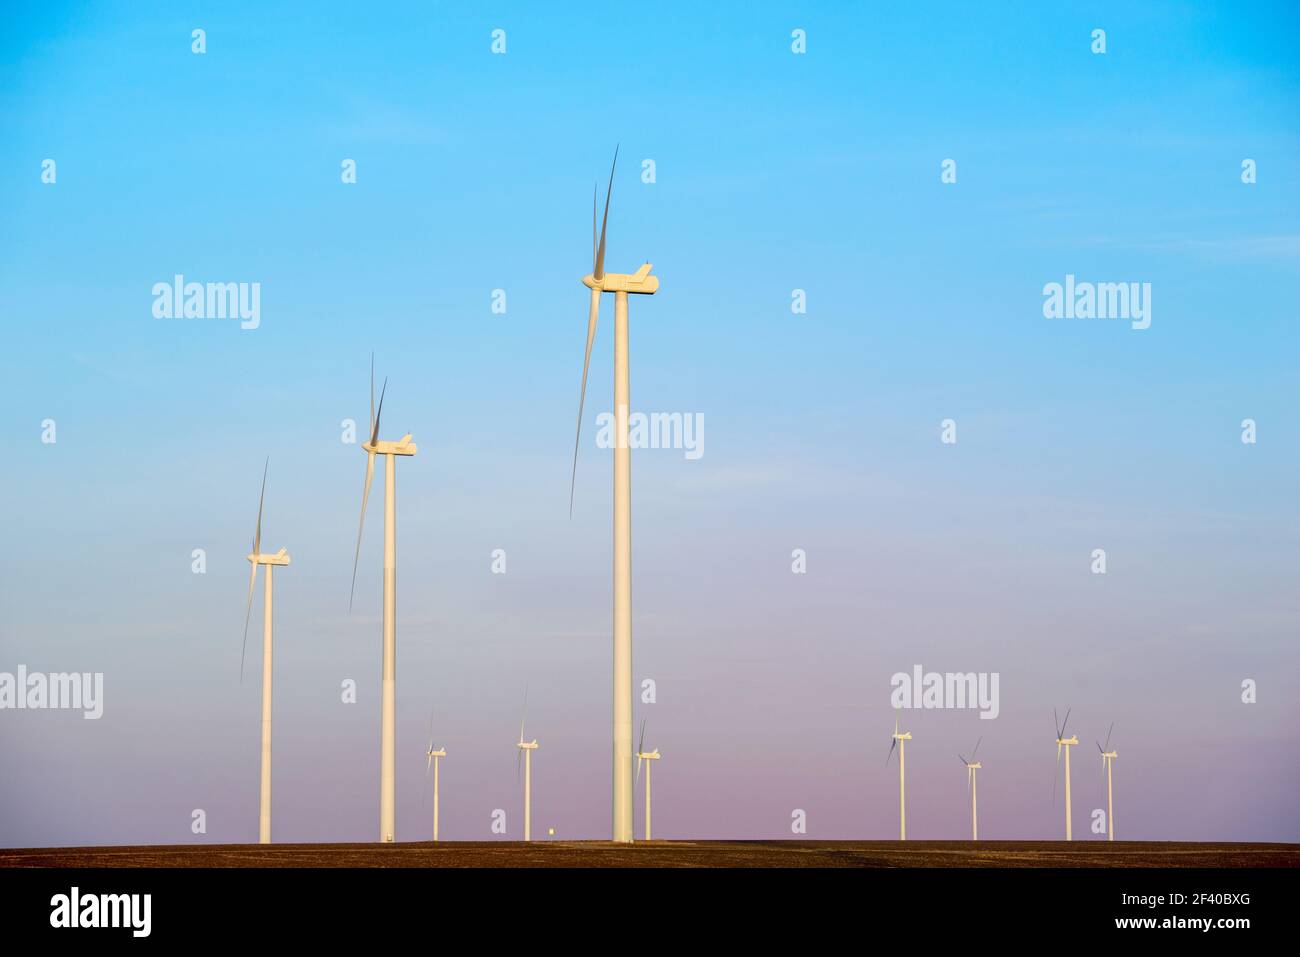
[959,737,982,841]
[886,715,912,840]
[515,691,538,842]
[424,711,445,842]
[349,356,417,843]
[1098,722,1118,841]
[635,719,661,841]
[1054,708,1079,841]
[568,147,660,843]
[241,459,290,845]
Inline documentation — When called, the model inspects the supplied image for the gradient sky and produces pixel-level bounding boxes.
[1,1,1298,847]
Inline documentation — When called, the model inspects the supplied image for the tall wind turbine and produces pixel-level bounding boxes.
[568,147,660,844]
[241,458,290,845]
[424,712,446,842]
[886,715,912,840]
[635,718,661,841]
[349,356,418,843]
[959,737,982,841]
[1054,708,1079,841]
[515,696,539,842]
[1098,723,1118,841]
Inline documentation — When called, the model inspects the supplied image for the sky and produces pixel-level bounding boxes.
[1,1,1298,847]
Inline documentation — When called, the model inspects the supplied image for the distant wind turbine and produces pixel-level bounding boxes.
[515,690,538,842]
[635,719,660,841]
[568,147,661,844]
[959,737,982,841]
[424,711,445,842]
[241,458,290,845]
[1054,708,1079,841]
[349,355,418,843]
[1098,723,1118,841]
[886,715,912,840]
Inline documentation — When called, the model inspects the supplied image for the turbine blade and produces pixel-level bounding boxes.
[371,377,388,446]
[348,451,376,612]
[1054,707,1060,739]
[1060,707,1071,739]
[254,457,268,557]
[568,287,601,517]
[1104,722,1113,752]
[369,353,375,437]
[593,145,618,280]
[636,755,643,783]
[516,745,522,781]
[886,737,897,766]
[958,754,967,765]
[240,562,259,683]
[637,717,646,757]
[972,736,982,760]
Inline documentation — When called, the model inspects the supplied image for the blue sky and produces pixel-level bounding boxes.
[1,1,1297,846]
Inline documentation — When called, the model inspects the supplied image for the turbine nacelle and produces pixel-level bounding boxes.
[247,547,290,566]
[892,731,913,741]
[636,749,661,761]
[582,264,659,295]
[517,739,539,750]
[363,433,418,456]
[426,748,446,759]
[1057,736,1079,746]
[965,761,982,770]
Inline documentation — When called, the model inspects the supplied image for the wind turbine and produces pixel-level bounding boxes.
[515,692,539,842]
[635,718,661,841]
[886,715,912,840]
[959,737,982,841]
[349,355,418,843]
[568,147,660,844]
[1054,708,1079,841]
[1098,723,1118,841]
[241,458,290,845]
[424,712,446,843]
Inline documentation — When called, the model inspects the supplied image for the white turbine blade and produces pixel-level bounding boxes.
[636,755,643,783]
[371,377,388,447]
[568,286,601,517]
[593,145,618,280]
[240,561,260,682]
[348,450,376,612]
[253,457,267,557]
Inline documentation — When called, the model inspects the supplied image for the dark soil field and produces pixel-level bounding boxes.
[3,840,1296,868]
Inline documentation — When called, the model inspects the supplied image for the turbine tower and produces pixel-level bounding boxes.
[424,712,446,842]
[515,696,538,842]
[1054,708,1079,841]
[241,459,290,845]
[1098,722,1118,841]
[886,715,912,840]
[349,356,417,843]
[635,719,661,841]
[568,147,660,844]
[959,737,982,841]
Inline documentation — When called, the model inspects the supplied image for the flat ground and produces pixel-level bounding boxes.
[2,840,1296,868]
